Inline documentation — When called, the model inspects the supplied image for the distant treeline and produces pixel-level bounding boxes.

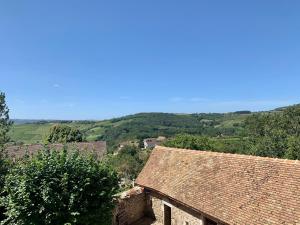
[164,105,300,160]
[98,112,246,149]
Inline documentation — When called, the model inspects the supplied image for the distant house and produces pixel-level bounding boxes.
[114,146,300,225]
[5,141,107,160]
[143,137,166,149]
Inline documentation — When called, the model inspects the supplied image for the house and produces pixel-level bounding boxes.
[143,138,160,149]
[143,137,166,149]
[114,146,300,225]
[4,141,107,160]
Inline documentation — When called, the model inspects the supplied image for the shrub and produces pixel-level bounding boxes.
[45,125,83,143]
[285,136,300,160]
[107,145,149,181]
[0,153,10,222]
[0,92,12,148]
[1,147,119,225]
[163,134,214,150]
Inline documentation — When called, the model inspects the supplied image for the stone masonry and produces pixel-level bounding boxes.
[113,187,147,225]
[150,195,204,225]
[114,187,224,225]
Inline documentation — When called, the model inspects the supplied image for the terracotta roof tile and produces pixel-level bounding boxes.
[135,146,300,225]
[5,141,106,159]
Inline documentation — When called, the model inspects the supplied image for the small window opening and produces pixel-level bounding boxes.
[164,204,171,225]
[205,218,217,225]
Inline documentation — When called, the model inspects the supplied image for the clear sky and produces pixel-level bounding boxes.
[1,0,300,120]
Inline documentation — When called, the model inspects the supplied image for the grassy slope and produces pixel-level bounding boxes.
[9,123,54,144]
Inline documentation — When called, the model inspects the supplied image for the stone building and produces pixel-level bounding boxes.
[114,146,300,225]
[143,137,166,149]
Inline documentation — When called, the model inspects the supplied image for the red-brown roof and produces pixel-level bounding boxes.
[135,146,300,225]
[5,141,106,159]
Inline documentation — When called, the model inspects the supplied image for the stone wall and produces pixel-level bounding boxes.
[146,191,226,225]
[149,195,204,225]
[114,187,226,225]
[113,187,146,225]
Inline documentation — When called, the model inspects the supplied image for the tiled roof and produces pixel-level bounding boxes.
[135,146,300,225]
[144,138,159,143]
[5,141,106,159]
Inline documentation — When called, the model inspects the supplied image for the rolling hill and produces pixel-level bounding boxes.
[10,104,300,151]
[9,111,250,146]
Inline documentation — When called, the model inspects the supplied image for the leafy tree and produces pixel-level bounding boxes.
[162,134,251,155]
[0,157,9,222]
[282,106,300,136]
[1,147,119,225]
[244,105,300,158]
[0,91,11,185]
[0,92,12,222]
[45,124,83,143]
[0,92,12,148]
[107,145,149,180]
[285,136,300,160]
[211,137,250,154]
[163,134,214,150]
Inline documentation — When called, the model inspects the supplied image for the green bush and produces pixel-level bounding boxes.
[162,134,251,155]
[1,147,119,225]
[107,145,150,180]
[285,136,300,160]
[45,125,83,143]
[0,92,13,148]
[163,134,214,150]
[244,106,300,159]
[0,153,10,222]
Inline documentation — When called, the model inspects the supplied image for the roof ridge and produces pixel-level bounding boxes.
[156,145,300,165]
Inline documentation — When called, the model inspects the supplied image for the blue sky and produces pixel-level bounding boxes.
[1,0,300,119]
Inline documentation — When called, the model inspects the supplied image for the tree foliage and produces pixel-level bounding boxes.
[164,106,300,160]
[45,124,83,143]
[0,92,12,148]
[107,145,150,181]
[0,158,9,222]
[163,134,214,150]
[100,113,244,149]
[162,134,250,155]
[244,106,300,159]
[285,136,300,160]
[1,148,119,225]
[0,92,12,222]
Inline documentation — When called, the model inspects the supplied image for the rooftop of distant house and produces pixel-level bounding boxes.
[4,141,107,159]
[135,146,300,225]
[143,137,166,149]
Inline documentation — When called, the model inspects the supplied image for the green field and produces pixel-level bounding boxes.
[9,123,54,144]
